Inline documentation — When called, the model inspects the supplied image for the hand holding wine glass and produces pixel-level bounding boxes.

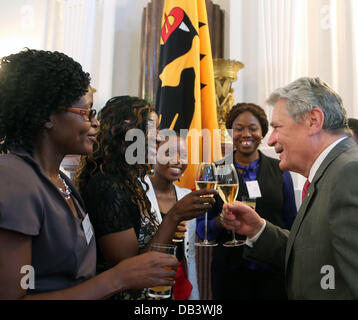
[217,163,245,247]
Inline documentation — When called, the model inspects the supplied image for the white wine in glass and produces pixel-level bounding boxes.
[195,181,218,192]
[195,162,218,247]
[217,164,245,247]
[217,184,239,203]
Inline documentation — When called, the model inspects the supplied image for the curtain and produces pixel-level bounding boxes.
[351,0,358,113]
[43,0,116,110]
[231,0,358,203]
[234,0,358,119]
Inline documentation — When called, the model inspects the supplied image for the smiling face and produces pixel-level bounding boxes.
[267,99,311,174]
[154,136,188,182]
[47,87,99,156]
[232,111,263,157]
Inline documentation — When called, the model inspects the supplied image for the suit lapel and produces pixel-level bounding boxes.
[285,137,356,271]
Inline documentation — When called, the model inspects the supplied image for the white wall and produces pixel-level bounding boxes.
[0,0,47,57]
[228,0,358,118]
[112,0,151,97]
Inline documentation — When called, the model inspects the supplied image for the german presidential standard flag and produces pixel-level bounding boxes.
[156,0,221,190]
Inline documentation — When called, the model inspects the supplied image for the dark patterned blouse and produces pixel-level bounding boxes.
[80,172,160,300]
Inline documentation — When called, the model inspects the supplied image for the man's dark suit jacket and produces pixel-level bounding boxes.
[245,137,358,299]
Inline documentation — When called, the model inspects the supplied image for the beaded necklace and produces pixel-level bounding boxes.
[58,174,71,200]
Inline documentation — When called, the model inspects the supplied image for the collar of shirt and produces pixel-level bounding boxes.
[234,157,260,182]
[308,136,347,183]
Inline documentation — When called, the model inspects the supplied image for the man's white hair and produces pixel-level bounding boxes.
[267,77,347,131]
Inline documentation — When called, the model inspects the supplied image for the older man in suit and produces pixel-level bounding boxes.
[222,77,358,299]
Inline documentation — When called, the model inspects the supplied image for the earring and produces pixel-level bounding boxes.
[44,121,53,129]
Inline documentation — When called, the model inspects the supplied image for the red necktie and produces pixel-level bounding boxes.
[302,179,311,201]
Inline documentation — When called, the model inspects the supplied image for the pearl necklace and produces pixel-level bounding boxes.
[58,175,71,200]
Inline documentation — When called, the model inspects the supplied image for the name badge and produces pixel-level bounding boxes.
[246,180,262,199]
[82,214,94,245]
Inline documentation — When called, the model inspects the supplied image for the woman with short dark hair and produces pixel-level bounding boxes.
[197,102,297,300]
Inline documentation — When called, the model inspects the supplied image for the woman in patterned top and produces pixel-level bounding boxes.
[75,96,216,300]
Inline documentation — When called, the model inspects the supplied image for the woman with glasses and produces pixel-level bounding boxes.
[0,49,178,299]
[75,97,216,300]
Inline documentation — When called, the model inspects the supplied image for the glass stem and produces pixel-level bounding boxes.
[204,211,208,242]
[232,230,236,242]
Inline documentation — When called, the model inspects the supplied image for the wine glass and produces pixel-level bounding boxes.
[195,162,218,247]
[216,163,245,247]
